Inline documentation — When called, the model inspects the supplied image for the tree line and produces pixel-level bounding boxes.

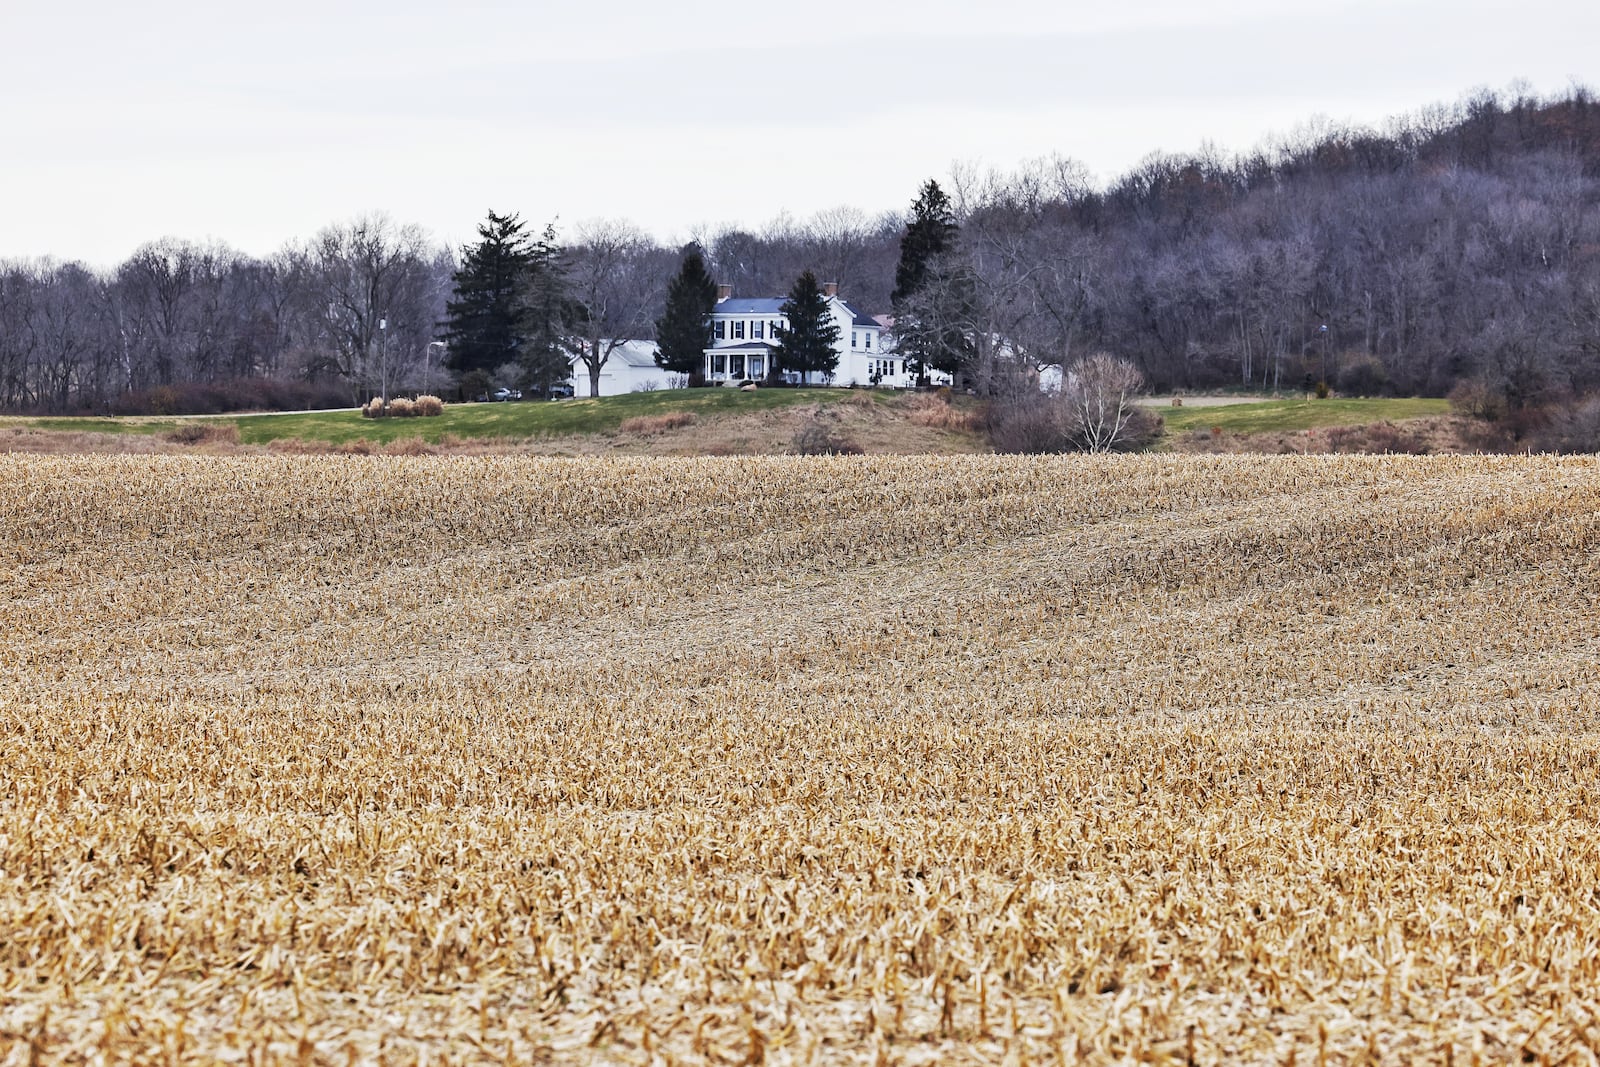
[3,84,1598,416]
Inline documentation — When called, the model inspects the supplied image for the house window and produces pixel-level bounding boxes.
[852,331,858,349]
[752,321,763,339]
[712,353,726,375]
[730,354,746,379]
[865,333,872,350]
[772,320,782,337]
[714,320,725,340]
[749,355,764,378]
[734,321,745,340]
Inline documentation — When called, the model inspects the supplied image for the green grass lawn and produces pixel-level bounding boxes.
[3,417,174,437]
[1158,397,1451,435]
[4,392,1451,449]
[0,391,864,446]
[229,388,869,445]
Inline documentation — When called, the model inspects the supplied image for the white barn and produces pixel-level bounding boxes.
[704,284,931,388]
[568,340,672,397]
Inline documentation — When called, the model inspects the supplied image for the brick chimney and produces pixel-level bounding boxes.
[716,284,732,302]
[823,281,839,298]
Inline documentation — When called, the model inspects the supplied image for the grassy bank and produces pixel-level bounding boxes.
[1159,396,1450,435]
[231,388,870,445]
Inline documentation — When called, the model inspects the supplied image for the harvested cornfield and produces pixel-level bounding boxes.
[2,454,1599,1065]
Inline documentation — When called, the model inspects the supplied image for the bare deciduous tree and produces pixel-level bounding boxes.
[567,219,659,398]
[1060,352,1145,453]
[288,213,441,402]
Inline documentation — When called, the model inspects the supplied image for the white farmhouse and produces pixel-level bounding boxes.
[704,284,922,387]
[568,340,672,397]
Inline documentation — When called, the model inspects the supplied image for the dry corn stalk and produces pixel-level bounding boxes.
[1,453,1599,1064]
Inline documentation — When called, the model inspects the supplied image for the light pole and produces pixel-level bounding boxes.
[378,316,389,402]
[426,342,447,394]
[1318,323,1329,387]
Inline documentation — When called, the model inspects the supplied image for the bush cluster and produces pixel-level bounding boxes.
[985,395,1164,455]
[362,395,445,419]
[107,378,351,417]
[160,423,242,446]
[792,411,863,455]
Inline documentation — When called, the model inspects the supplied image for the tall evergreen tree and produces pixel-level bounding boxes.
[654,244,717,383]
[441,211,536,380]
[773,270,841,384]
[517,223,579,395]
[890,180,960,383]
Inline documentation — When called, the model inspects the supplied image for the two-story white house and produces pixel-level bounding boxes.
[703,284,922,387]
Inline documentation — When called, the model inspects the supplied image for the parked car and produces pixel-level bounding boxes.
[545,383,574,399]
[490,387,522,402]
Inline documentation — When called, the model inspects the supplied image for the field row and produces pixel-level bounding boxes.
[3,454,1599,1063]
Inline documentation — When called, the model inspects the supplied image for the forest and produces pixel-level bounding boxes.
[2,84,1597,417]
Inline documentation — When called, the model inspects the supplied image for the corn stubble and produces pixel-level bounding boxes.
[3,454,1600,1064]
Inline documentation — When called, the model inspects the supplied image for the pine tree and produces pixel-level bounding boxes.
[773,270,841,384]
[441,211,536,382]
[654,245,717,383]
[518,223,578,395]
[890,180,961,383]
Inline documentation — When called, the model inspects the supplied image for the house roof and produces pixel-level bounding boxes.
[715,295,884,328]
[567,339,660,369]
[607,340,661,368]
[840,301,878,328]
[714,297,785,315]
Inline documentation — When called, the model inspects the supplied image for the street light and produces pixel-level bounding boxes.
[378,316,388,403]
[426,342,447,393]
[1318,323,1329,387]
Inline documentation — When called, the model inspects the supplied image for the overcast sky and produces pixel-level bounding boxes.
[3,0,1596,266]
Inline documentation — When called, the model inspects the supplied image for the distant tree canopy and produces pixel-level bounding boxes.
[6,85,1600,415]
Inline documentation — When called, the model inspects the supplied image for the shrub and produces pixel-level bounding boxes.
[386,397,417,418]
[1449,379,1508,422]
[1337,355,1391,397]
[458,370,492,404]
[986,395,1071,454]
[161,422,241,446]
[620,412,697,434]
[361,398,387,419]
[415,395,445,417]
[792,412,863,455]
[163,422,214,444]
[110,377,351,416]
[905,392,980,432]
[987,398,1163,455]
[1532,394,1600,453]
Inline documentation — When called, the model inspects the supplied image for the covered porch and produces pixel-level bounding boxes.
[703,341,778,384]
